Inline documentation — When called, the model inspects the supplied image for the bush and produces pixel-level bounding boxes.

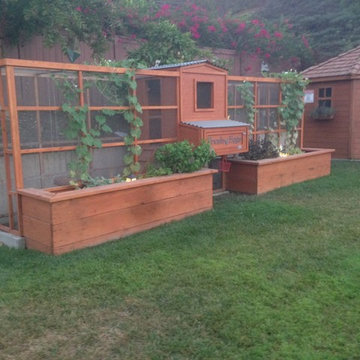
[149,140,216,174]
[243,138,280,160]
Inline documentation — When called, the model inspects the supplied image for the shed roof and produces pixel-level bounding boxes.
[302,46,360,79]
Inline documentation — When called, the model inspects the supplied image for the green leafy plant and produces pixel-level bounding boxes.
[150,140,216,174]
[270,71,309,148]
[95,60,144,178]
[243,137,280,160]
[286,147,303,155]
[127,20,202,67]
[57,77,114,187]
[144,164,173,178]
[310,106,335,120]
[57,61,143,187]
[84,174,124,187]
[236,81,256,131]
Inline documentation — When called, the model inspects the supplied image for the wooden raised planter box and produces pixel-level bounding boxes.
[226,148,334,195]
[18,169,217,255]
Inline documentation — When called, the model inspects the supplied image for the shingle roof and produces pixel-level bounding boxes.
[302,46,360,78]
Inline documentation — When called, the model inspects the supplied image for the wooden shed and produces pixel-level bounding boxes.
[302,46,360,159]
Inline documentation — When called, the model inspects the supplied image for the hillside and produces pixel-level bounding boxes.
[157,0,360,65]
[258,0,360,63]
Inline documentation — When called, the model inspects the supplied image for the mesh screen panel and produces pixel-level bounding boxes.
[257,109,279,131]
[257,83,280,105]
[90,111,129,143]
[136,76,177,106]
[83,72,130,107]
[14,69,78,107]
[228,108,248,123]
[139,110,177,140]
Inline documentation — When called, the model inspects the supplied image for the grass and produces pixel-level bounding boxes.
[1,160,360,359]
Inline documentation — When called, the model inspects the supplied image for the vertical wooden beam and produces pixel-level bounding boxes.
[224,74,228,120]
[78,71,85,106]
[34,75,45,187]
[176,74,181,139]
[6,66,24,189]
[132,73,139,167]
[253,81,258,141]
[278,82,283,147]
[5,66,24,233]
[0,68,14,230]
[178,67,184,126]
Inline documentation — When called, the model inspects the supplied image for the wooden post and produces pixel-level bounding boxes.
[5,66,24,233]
[34,75,45,188]
[0,68,15,230]
[278,83,283,148]
[5,66,24,189]
[253,81,258,141]
[132,73,139,167]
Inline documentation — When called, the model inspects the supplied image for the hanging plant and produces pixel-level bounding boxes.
[236,81,256,132]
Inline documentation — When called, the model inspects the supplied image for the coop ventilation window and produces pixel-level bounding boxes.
[196,82,214,109]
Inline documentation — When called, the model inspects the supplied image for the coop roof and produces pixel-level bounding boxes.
[148,59,227,71]
[302,45,360,79]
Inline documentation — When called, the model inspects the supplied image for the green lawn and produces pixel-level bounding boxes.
[1,161,360,360]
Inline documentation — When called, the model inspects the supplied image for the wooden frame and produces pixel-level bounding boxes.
[0,59,181,234]
[18,169,217,254]
[227,77,302,148]
[226,148,334,194]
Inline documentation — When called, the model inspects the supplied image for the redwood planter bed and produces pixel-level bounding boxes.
[18,169,217,255]
[226,148,334,195]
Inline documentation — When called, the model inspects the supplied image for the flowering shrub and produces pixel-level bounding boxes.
[1,0,312,68]
[143,1,312,68]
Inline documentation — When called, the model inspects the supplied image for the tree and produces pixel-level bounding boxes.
[127,20,201,66]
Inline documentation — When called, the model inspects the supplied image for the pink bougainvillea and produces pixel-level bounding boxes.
[236,23,246,33]
[302,35,309,48]
[115,2,312,69]
[255,28,270,39]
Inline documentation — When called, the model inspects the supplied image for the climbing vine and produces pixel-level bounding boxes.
[274,70,309,149]
[57,60,143,187]
[57,78,113,187]
[236,81,256,131]
[96,60,144,178]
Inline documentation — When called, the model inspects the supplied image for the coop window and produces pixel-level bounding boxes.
[196,82,214,109]
[318,87,332,107]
